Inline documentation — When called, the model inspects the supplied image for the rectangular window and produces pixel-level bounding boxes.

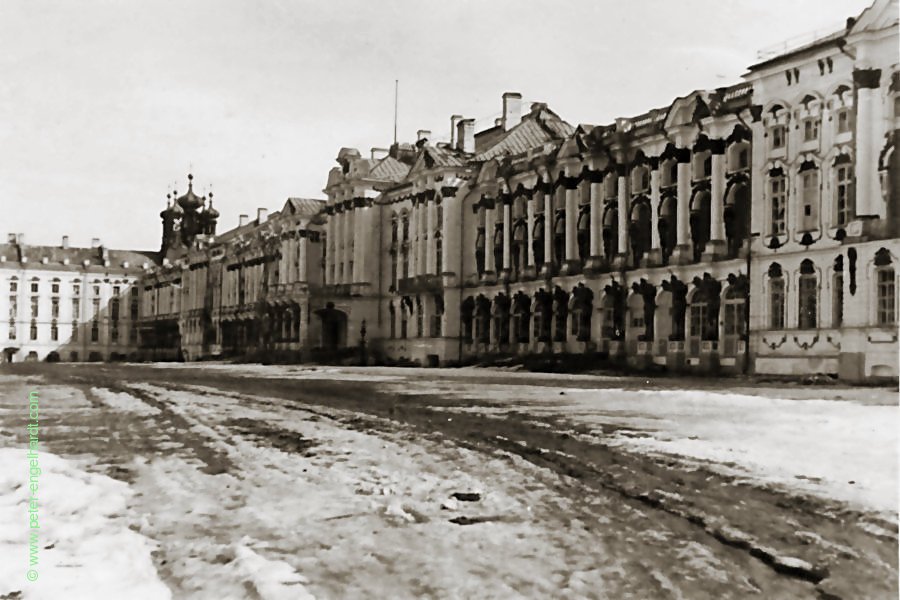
[51,298,59,318]
[72,298,80,318]
[30,297,38,318]
[770,176,786,234]
[798,275,818,329]
[836,165,855,226]
[877,268,896,326]
[30,282,38,293]
[836,110,850,134]
[7,321,15,340]
[803,119,819,141]
[8,297,16,319]
[72,322,79,342]
[800,170,819,232]
[73,283,80,296]
[91,322,99,342]
[770,125,786,149]
[51,283,59,294]
[770,278,785,329]
[50,324,58,341]
[30,322,37,340]
[9,282,17,293]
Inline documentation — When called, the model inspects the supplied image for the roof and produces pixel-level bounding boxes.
[474,105,575,162]
[284,197,326,217]
[369,155,410,182]
[0,243,157,273]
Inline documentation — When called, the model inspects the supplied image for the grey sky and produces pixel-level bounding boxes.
[0,0,872,251]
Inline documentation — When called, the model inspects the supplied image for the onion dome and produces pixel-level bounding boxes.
[204,192,220,219]
[176,173,203,211]
[160,193,182,219]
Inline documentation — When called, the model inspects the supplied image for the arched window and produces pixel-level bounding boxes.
[768,263,785,329]
[434,230,442,275]
[798,259,818,329]
[492,294,510,346]
[875,249,896,326]
[769,169,787,235]
[834,155,855,226]
[532,215,545,266]
[511,220,527,278]
[570,284,594,342]
[602,206,618,258]
[460,297,474,343]
[475,295,491,344]
[577,208,590,262]
[722,286,746,356]
[400,297,409,339]
[553,287,569,342]
[798,162,819,232]
[512,292,530,343]
[690,191,711,262]
[474,227,485,276]
[630,201,651,264]
[658,195,677,264]
[493,223,503,272]
[724,182,750,258]
[415,296,423,338]
[553,210,565,270]
[532,290,552,343]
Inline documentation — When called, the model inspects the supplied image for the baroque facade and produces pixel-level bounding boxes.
[0,234,153,362]
[8,1,897,383]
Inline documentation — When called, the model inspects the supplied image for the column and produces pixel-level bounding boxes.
[484,202,496,277]
[588,179,602,263]
[563,177,578,273]
[526,196,536,273]
[707,142,727,258]
[648,164,661,266]
[298,233,308,282]
[615,167,629,267]
[853,68,881,218]
[325,210,334,284]
[674,152,692,263]
[442,188,459,277]
[426,198,436,275]
[417,202,427,276]
[344,208,353,283]
[543,187,553,274]
[502,201,511,272]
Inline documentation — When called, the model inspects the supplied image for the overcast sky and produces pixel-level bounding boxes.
[0,0,873,251]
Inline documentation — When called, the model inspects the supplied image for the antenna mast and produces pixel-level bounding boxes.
[393,79,398,144]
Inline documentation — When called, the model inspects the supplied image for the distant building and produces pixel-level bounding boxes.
[0,234,154,362]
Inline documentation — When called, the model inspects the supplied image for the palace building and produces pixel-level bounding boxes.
[6,0,897,383]
[0,233,154,363]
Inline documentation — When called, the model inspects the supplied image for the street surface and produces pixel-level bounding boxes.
[0,363,897,599]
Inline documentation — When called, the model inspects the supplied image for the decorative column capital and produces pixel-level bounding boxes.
[853,68,881,89]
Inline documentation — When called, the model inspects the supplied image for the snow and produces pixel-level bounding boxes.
[377,380,899,516]
[0,448,170,600]
[90,387,161,416]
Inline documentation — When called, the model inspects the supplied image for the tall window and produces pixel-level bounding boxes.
[770,125,786,149]
[799,168,819,232]
[8,321,15,340]
[769,174,786,234]
[803,119,819,142]
[50,322,58,341]
[51,298,59,319]
[836,109,850,134]
[877,267,896,326]
[835,161,855,226]
[833,273,843,327]
[769,264,785,329]
[30,297,38,319]
[30,320,37,340]
[875,249,896,326]
[9,279,17,293]
[798,260,818,329]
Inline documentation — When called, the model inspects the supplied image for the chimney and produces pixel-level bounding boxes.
[502,92,522,130]
[370,147,389,160]
[457,118,475,153]
[7,233,16,244]
[62,235,69,249]
[450,114,463,147]
[416,129,431,142]
[91,237,100,248]
[17,233,24,246]
[239,214,249,227]
[257,208,268,224]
